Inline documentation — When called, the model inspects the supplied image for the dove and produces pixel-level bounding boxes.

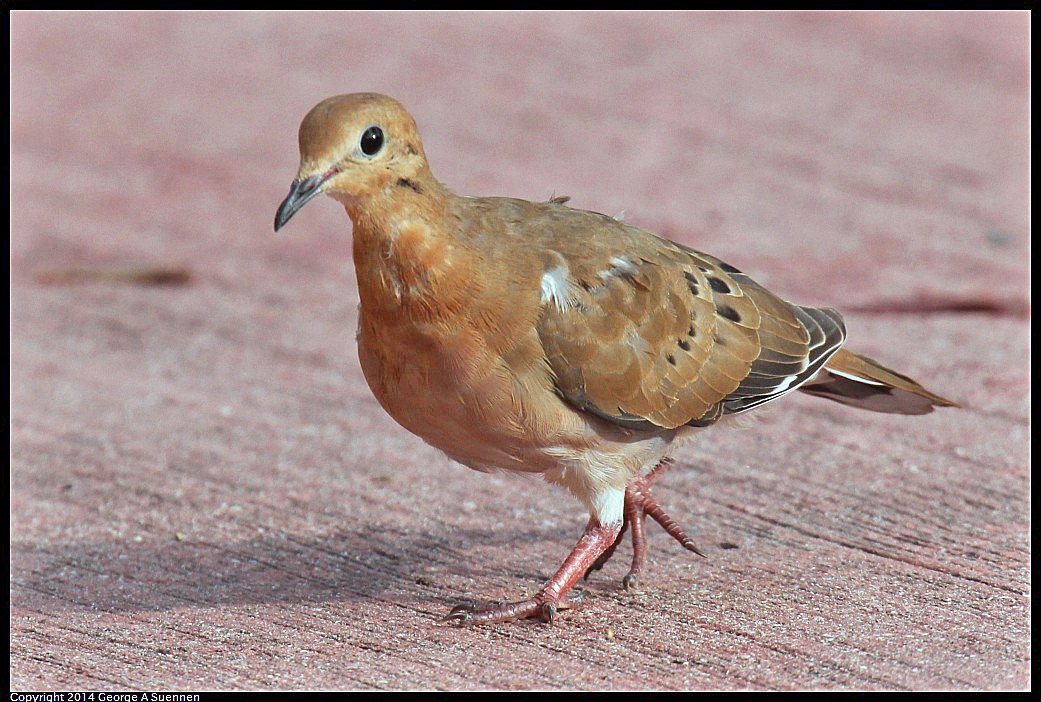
[274,93,957,625]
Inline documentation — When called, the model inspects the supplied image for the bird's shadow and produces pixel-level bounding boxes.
[10,522,603,614]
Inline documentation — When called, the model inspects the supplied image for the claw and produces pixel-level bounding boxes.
[540,602,557,624]
[681,538,708,558]
[442,605,475,626]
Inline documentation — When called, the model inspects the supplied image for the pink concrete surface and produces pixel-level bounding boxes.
[10,11,1029,692]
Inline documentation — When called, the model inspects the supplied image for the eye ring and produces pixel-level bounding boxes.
[360,125,384,156]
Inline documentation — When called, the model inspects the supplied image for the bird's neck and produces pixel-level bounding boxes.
[341,179,482,323]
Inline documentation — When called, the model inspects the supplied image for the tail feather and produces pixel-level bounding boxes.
[799,348,958,415]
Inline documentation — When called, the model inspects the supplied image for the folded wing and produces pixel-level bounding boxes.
[536,236,846,430]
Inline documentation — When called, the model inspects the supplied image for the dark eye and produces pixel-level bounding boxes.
[360,126,384,156]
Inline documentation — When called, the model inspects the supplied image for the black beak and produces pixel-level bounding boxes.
[274,170,336,231]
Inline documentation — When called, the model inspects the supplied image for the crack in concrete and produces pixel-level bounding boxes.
[722,503,1027,596]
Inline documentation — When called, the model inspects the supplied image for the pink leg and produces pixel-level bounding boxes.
[584,520,629,577]
[583,457,676,580]
[585,457,706,591]
[444,517,623,626]
[621,494,647,591]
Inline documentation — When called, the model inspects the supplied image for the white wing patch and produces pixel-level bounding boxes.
[597,256,637,282]
[540,264,577,311]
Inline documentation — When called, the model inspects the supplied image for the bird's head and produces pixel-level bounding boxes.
[274,93,431,231]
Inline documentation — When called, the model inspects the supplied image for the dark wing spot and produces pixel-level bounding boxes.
[720,262,742,274]
[688,325,696,337]
[678,339,691,351]
[667,354,677,365]
[717,304,742,323]
[683,271,699,296]
[707,277,731,294]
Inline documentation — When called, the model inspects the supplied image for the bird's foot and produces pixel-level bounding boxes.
[583,457,706,589]
[443,517,621,626]
[443,590,586,626]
